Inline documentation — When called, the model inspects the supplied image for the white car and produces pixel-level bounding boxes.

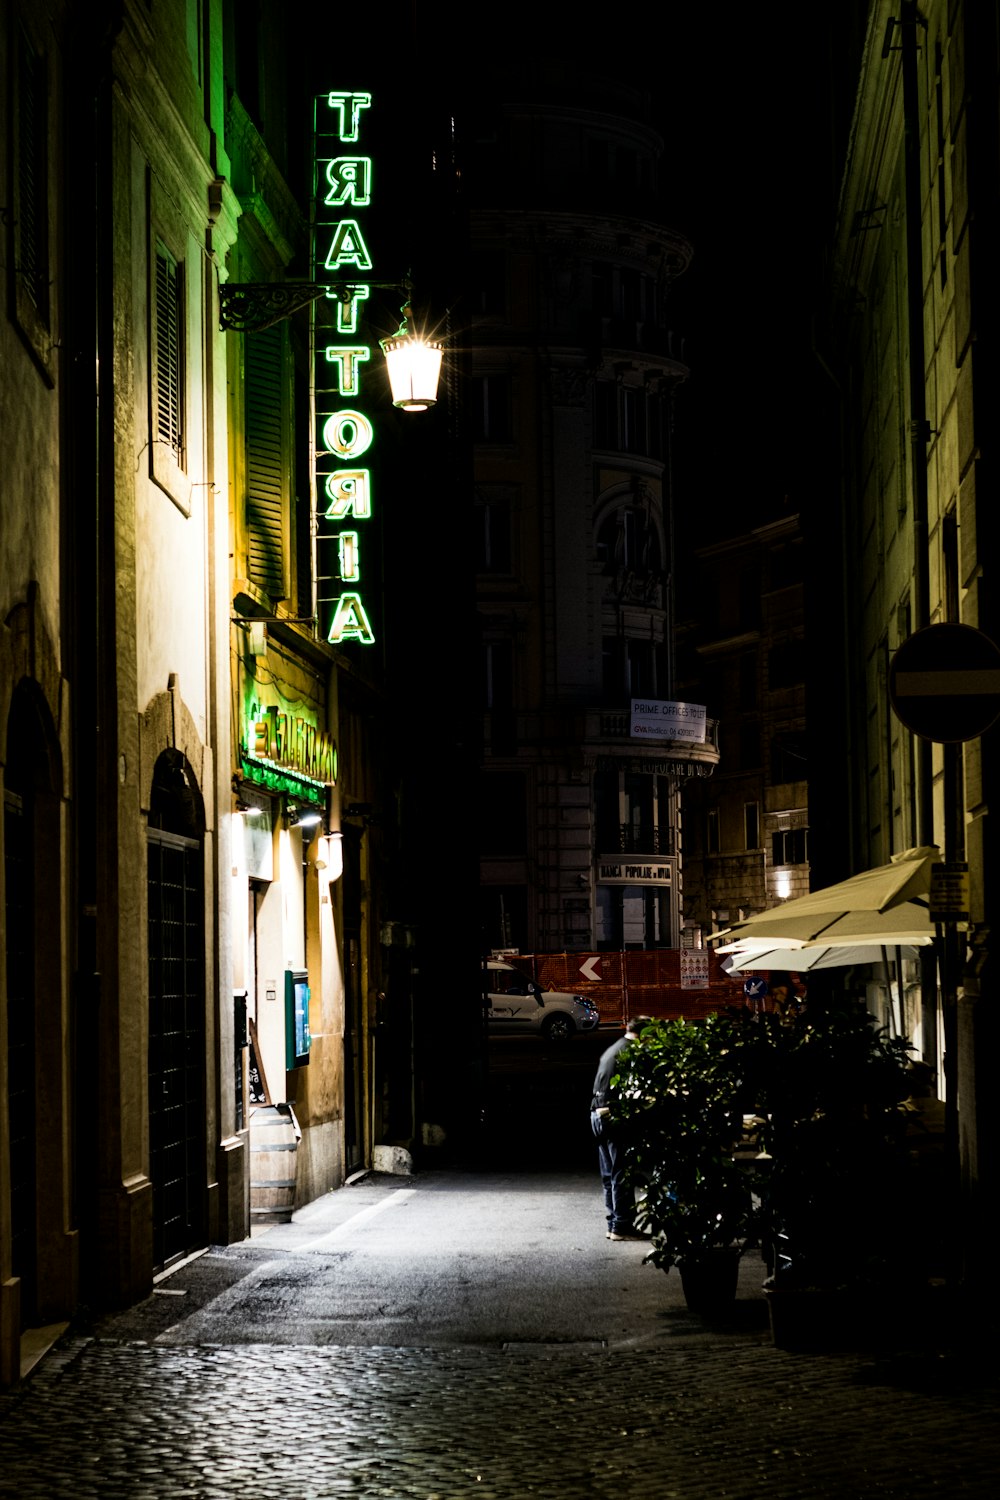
[483,960,600,1041]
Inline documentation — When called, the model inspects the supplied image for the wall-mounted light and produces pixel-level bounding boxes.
[325,830,345,882]
[380,296,442,411]
[233,774,267,818]
[289,805,323,830]
[219,277,442,412]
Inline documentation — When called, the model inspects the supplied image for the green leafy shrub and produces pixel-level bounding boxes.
[747,1002,917,1290]
[609,1012,758,1271]
[610,1000,919,1288]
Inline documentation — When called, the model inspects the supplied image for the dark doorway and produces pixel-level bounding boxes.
[341,826,364,1175]
[3,788,36,1326]
[147,750,206,1270]
[4,681,59,1329]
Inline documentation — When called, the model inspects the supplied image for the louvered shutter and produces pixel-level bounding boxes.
[16,26,47,315]
[246,325,287,598]
[155,245,183,455]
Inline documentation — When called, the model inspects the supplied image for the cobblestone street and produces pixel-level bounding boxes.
[2,1169,1000,1498]
[2,1333,1000,1498]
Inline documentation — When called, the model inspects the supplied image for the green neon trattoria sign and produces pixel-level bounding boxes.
[314,90,378,647]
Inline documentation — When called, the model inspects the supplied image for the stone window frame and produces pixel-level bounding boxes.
[7,7,55,383]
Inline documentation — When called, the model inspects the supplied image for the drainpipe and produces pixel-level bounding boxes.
[900,1,939,1077]
[901,0,932,807]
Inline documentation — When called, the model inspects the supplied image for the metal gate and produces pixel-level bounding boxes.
[147,830,206,1269]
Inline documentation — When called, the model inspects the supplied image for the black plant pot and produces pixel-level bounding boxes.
[679,1249,741,1314]
[764,1284,850,1351]
[765,1279,939,1352]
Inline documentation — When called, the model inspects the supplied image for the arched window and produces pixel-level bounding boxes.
[596,504,661,576]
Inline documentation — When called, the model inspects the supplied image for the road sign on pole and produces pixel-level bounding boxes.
[889,623,1000,742]
[743,977,769,1000]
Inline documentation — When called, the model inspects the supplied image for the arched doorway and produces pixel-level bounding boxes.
[146,749,206,1270]
[3,682,59,1328]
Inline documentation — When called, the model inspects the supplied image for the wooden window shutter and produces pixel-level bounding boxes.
[16,26,48,317]
[245,324,287,599]
[155,244,183,457]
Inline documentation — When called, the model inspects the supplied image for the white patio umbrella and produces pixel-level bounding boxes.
[719,938,932,974]
[709,847,939,948]
[714,900,936,956]
[709,847,941,1035]
[719,935,932,1036]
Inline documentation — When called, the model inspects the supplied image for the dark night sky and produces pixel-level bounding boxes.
[403,5,850,542]
[421,5,857,539]
[654,11,849,544]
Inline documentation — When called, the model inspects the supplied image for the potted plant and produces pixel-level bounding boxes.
[610,1012,760,1313]
[611,998,927,1338]
[745,997,921,1348]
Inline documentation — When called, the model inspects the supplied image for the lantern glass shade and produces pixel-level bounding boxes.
[382,334,443,411]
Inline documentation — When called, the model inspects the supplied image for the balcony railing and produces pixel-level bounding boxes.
[590,709,721,777]
[599,823,677,856]
[479,708,721,778]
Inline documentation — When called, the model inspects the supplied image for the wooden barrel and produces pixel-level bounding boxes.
[249,1104,299,1223]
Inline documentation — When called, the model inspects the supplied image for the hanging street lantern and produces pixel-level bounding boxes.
[381,299,443,411]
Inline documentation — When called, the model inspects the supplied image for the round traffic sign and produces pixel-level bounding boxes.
[889,623,1000,742]
[743,977,769,999]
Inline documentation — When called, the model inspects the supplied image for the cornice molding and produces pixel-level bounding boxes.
[834,0,905,299]
[225,95,307,271]
[471,209,692,280]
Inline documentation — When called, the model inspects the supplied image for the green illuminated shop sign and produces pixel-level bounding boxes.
[240,698,338,804]
[313,89,378,647]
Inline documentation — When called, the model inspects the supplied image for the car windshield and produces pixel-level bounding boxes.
[489,968,535,995]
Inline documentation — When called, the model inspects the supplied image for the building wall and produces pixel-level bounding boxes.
[678,516,809,944]
[1,0,453,1383]
[466,64,716,958]
[0,0,248,1384]
[827,0,1000,1286]
[1,2,75,1382]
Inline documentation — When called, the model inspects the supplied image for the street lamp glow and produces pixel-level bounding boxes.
[381,330,443,411]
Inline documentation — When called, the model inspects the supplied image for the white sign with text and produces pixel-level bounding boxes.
[630,699,707,742]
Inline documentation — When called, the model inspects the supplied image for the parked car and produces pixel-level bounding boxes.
[482,960,600,1041]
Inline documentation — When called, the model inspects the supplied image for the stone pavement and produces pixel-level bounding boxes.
[1,1168,999,1498]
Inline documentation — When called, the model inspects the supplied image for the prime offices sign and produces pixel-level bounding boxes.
[630,699,707,742]
[313,90,378,646]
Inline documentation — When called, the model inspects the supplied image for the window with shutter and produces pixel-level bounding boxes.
[154,244,184,459]
[10,19,52,377]
[149,232,190,510]
[15,25,47,318]
[245,325,288,599]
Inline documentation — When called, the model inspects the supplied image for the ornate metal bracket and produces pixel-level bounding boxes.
[219,277,413,333]
[218,282,329,333]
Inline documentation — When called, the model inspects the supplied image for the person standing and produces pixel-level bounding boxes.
[590,1016,650,1241]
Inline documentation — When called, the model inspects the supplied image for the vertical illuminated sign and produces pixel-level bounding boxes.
[313,90,377,646]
